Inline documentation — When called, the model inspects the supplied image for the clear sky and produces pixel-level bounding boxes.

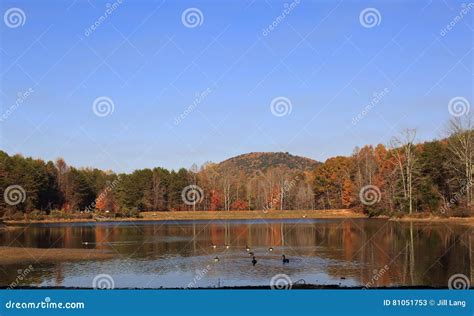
[0,0,472,172]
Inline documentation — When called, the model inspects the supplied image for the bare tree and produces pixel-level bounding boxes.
[446,116,474,209]
[275,168,289,210]
[353,146,377,189]
[221,172,232,211]
[390,129,417,214]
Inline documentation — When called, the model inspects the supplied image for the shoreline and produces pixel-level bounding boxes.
[2,209,365,226]
[2,210,472,227]
[390,216,474,227]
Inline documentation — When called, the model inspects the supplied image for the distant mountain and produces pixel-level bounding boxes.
[215,152,320,176]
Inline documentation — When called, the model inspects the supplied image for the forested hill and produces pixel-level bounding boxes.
[1,117,473,217]
[216,152,320,176]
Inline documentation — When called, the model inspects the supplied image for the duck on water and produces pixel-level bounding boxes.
[252,256,257,266]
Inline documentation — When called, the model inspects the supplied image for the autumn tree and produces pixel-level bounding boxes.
[313,156,353,209]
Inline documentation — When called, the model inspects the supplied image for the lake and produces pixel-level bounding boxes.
[0,218,472,288]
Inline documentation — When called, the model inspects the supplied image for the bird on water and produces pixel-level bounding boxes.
[282,255,290,264]
[252,256,258,266]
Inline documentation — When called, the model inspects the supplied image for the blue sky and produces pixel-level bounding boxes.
[0,0,472,172]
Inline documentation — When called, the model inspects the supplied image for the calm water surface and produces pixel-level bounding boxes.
[0,219,472,288]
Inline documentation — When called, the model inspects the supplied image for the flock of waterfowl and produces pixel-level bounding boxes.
[211,244,290,266]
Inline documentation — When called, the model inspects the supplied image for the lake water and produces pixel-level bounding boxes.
[0,219,472,288]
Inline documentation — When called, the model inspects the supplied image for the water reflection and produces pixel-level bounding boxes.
[0,219,472,288]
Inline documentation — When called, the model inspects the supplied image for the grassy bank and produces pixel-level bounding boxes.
[0,247,114,265]
[390,215,474,227]
[3,209,365,225]
[140,209,365,221]
[4,209,472,226]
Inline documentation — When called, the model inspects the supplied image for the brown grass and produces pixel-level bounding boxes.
[3,209,365,225]
[391,216,474,227]
[0,247,114,265]
[140,209,365,220]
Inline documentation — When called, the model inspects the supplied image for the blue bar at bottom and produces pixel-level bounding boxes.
[0,290,472,316]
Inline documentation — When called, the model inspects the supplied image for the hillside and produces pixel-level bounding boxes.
[215,152,320,176]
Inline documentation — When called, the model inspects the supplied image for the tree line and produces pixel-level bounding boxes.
[313,117,473,216]
[1,117,472,218]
